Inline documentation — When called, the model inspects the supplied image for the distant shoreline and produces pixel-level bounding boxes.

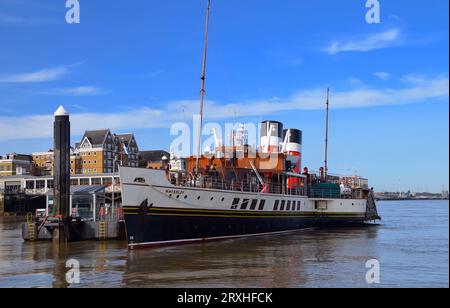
[377,198,449,202]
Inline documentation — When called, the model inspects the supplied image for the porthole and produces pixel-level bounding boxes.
[184,195,188,199]
[197,196,201,200]
[176,195,180,199]
[221,197,225,202]
[210,197,214,201]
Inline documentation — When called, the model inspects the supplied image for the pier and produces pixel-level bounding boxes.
[0,106,126,242]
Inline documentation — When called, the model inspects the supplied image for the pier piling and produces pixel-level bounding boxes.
[53,106,71,244]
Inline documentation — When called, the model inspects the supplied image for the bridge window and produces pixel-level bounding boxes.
[286,201,291,211]
[231,198,240,209]
[258,200,266,211]
[273,200,279,211]
[240,199,250,210]
[297,201,301,211]
[250,199,258,210]
[280,200,285,211]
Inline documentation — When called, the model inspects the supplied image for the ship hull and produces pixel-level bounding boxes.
[124,206,367,249]
[119,167,374,249]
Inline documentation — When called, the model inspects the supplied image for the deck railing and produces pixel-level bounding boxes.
[175,177,367,200]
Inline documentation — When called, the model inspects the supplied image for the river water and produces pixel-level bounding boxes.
[0,200,448,288]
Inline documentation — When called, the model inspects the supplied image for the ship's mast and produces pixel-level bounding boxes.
[196,0,211,171]
[324,87,330,178]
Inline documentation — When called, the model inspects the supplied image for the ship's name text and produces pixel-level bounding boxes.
[166,189,185,195]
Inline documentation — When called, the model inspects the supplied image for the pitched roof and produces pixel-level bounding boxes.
[115,133,134,146]
[139,150,169,163]
[81,129,110,147]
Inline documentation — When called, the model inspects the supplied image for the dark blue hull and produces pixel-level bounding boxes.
[124,207,367,248]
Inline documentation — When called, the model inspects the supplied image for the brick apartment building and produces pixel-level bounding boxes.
[31,129,140,176]
[0,153,33,177]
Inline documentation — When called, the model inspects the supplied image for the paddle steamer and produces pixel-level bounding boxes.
[119,0,380,249]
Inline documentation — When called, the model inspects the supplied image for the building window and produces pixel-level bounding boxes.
[102,178,113,185]
[36,181,45,189]
[26,181,35,189]
[231,198,240,209]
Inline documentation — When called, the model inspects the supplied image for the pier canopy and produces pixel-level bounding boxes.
[46,185,106,221]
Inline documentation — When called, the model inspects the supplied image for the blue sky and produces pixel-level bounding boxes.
[0,0,448,192]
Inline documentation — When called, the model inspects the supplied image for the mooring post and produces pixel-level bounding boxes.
[53,106,71,244]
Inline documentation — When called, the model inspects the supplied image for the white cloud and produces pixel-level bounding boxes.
[325,29,402,55]
[0,62,83,83]
[348,77,364,86]
[373,72,392,81]
[42,86,112,96]
[0,74,448,141]
[400,74,432,85]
